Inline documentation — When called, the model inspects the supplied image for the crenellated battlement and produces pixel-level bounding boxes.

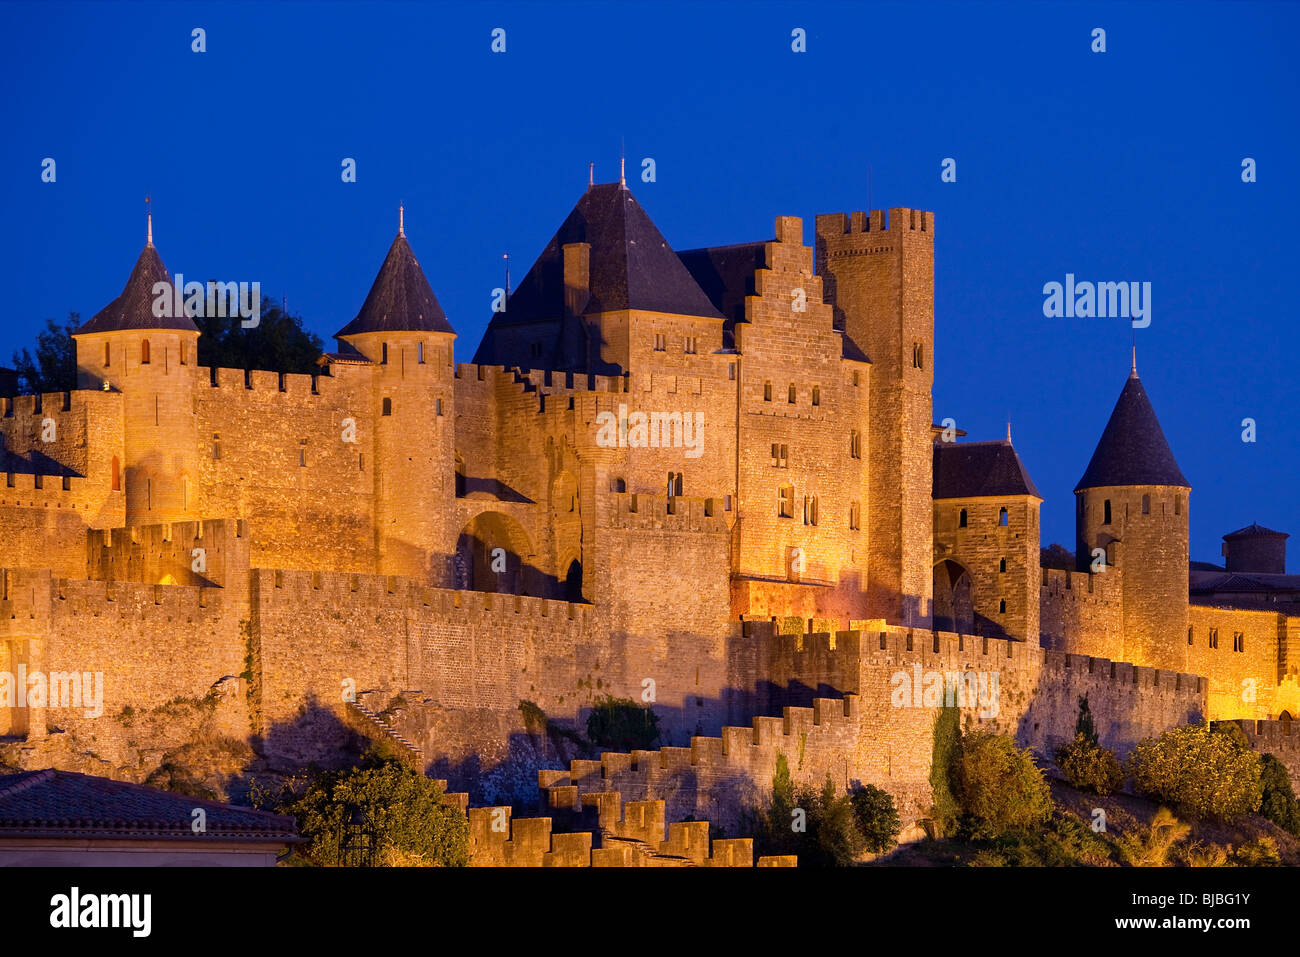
[815,208,934,242]
[1041,566,1120,599]
[1234,718,1300,751]
[199,366,341,400]
[251,567,592,630]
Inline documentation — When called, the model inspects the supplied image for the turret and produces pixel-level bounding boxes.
[1074,359,1190,669]
[335,209,456,585]
[815,209,935,626]
[71,213,200,523]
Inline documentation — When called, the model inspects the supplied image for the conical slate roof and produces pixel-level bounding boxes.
[75,242,199,335]
[488,183,723,327]
[336,233,454,338]
[1075,373,1189,491]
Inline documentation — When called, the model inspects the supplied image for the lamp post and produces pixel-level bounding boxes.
[339,805,376,867]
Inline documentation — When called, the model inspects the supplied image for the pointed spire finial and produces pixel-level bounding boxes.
[620,137,626,188]
[1006,420,1012,443]
[146,194,153,247]
[399,203,405,237]
[1131,341,1137,377]
[503,252,510,298]
[589,162,594,189]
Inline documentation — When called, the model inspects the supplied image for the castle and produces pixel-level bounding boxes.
[2,175,1298,835]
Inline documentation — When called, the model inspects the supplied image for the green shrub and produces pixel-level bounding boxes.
[1115,806,1190,867]
[1129,725,1262,822]
[1057,734,1124,795]
[286,752,468,867]
[1234,836,1281,867]
[849,784,900,854]
[753,760,867,866]
[954,732,1052,839]
[585,695,660,751]
[966,812,1112,867]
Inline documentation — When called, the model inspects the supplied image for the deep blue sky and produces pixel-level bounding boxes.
[1,1,1296,568]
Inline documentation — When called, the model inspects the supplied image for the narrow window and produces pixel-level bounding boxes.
[436,398,443,416]
[812,386,820,406]
[999,599,1006,614]
[778,484,793,518]
[382,397,392,416]
[104,342,110,367]
[1188,627,1193,646]
[111,456,120,491]
[849,430,861,459]
[141,339,151,364]
[959,508,968,528]
[1141,494,1150,515]
[999,506,1008,526]
[418,341,425,364]
[849,501,860,531]
[212,434,221,460]
[1103,499,1112,525]
[999,557,1007,573]
[788,384,796,404]
[1234,632,1244,653]
[180,340,187,365]
[381,343,388,364]
[852,371,860,386]
[728,363,736,381]
[763,382,772,402]
[780,444,788,468]
[299,442,306,468]
[1209,628,1218,649]
[1175,495,1182,516]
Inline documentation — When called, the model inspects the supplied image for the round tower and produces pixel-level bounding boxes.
[335,208,457,586]
[1074,358,1190,670]
[72,213,200,523]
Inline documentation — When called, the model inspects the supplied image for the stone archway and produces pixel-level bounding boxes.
[933,559,974,634]
[455,511,537,595]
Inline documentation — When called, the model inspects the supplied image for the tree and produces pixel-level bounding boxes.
[10,314,78,394]
[954,731,1052,839]
[1040,543,1075,572]
[1075,694,1098,746]
[928,697,962,837]
[285,752,468,866]
[585,695,660,751]
[1257,753,1300,835]
[194,294,324,373]
[1056,695,1124,794]
[849,783,900,854]
[1129,725,1262,822]
[753,760,867,867]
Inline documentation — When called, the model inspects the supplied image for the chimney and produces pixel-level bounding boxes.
[560,243,592,370]
[562,242,591,318]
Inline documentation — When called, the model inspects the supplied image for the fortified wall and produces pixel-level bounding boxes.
[526,619,1207,835]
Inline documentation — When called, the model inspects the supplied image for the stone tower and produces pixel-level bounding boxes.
[815,209,935,626]
[1075,363,1190,670]
[335,213,457,586]
[72,216,200,523]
